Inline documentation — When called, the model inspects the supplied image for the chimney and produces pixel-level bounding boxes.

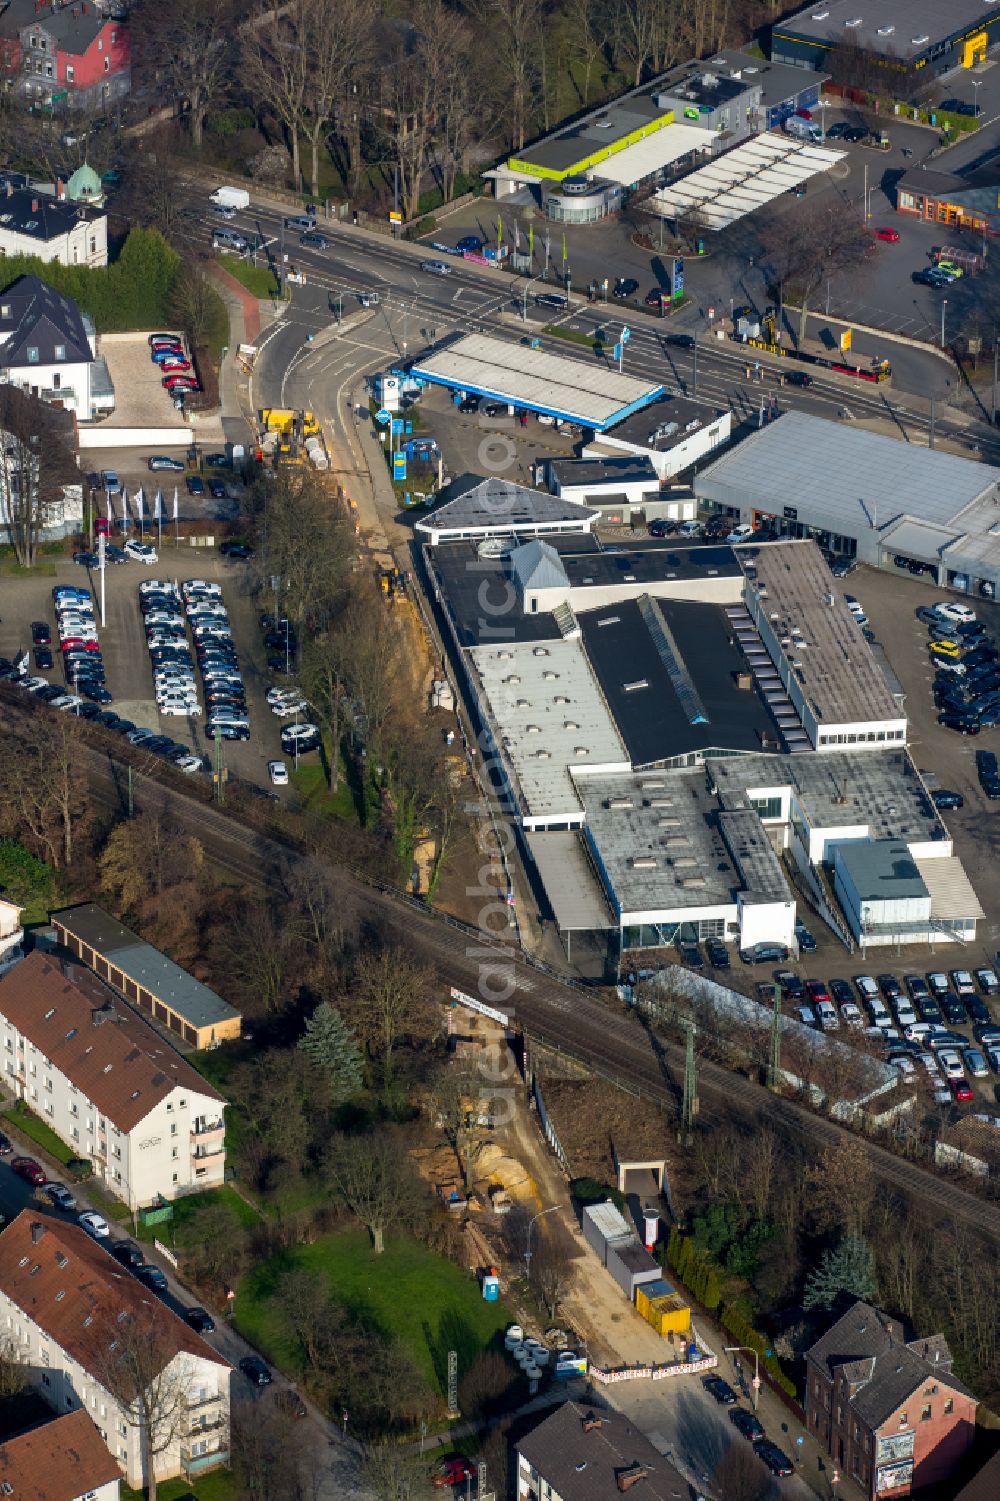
[581,1414,603,1433]
[55,178,64,199]
[30,1222,45,1244]
[616,1466,648,1492]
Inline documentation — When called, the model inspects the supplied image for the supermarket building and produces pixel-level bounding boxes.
[773,0,1000,78]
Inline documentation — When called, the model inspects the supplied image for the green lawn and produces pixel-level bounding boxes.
[132,1185,261,1246]
[234,1231,510,1394]
[122,1471,236,1501]
[6,1101,74,1165]
[222,258,282,300]
[290,759,357,821]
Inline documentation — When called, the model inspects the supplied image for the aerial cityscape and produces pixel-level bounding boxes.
[0,2,999,1500]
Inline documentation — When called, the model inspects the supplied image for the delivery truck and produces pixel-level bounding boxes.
[210,186,251,212]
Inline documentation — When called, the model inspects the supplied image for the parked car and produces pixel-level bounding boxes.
[875,227,900,242]
[77,1212,110,1239]
[148,455,185,472]
[728,1407,765,1442]
[240,1355,273,1387]
[740,942,789,964]
[794,921,817,952]
[184,1306,216,1333]
[432,1458,476,1488]
[613,277,639,298]
[702,1375,738,1405]
[10,1157,45,1185]
[705,938,730,969]
[43,1183,77,1211]
[138,1264,169,1292]
[111,1239,145,1269]
[754,1440,794,1477]
[931,789,964,810]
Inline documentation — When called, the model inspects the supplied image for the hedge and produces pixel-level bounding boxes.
[666,1229,796,1398]
[0,228,181,332]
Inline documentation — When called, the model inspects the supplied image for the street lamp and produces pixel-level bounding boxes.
[973,80,982,119]
[725,1345,762,1411]
[942,297,948,349]
[521,273,541,321]
[524,1204,561,1279]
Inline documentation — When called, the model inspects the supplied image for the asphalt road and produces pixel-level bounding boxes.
[173,194,1000,469]
[10,689,997,1254]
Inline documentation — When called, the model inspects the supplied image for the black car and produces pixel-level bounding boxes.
[73,551,100,568]
[300,230,330,249]
[825,121,851,139]
[104,545,128,565]
[918,997,944,1024]
[648,518,675,538]
[220,542,255,559]
[967,995,992,1025]
[829,979,853,1007]
[458,396,480,413]
[112,719,136,735]
[931,789,964,810]
[776,970,806,999]
[483,402,510,417]
[913,268,952,288]
[754,1439,793,1476]
[703,1375,738,1405]
[111,1239,145,1269]
[729,1407,765,1442]
[77,703,101,721]
[679,942,704,969]
[705,938,730,969]
[0,1131,12,1155]
[206,723,251,741]
[663,333,695,349]
[535,293,569,310]
[940,992,968,1026]
[844,125,868,142]
[138,1264,169,1292]
[185,1306,216,1333]
[613,277,639,298]
[878,974,901,1001]
[34,647,53,670]
[783,370,814,388]
[95,711,120,728]
[30,621,51,644]
[240,1355,272,1387]
[795,922,817,952]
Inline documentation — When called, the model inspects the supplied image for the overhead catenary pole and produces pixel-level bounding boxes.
[680,1021,698,1141]
[767,982,782,1091]
[992,329,998,426]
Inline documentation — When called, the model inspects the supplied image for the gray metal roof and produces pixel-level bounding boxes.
[775,0,985,58]
[411,333,663,430]
[416,475,598,542]
[834,839,928,902]
[525,832,616,931]
[880,517,959,560]
[52,903,239,1031]
[696,412,996,534]
[913,855,985,921]
[511,538,570,594]
[695,48,829,109]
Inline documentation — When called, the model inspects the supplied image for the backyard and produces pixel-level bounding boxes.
[234,1230,510,1395]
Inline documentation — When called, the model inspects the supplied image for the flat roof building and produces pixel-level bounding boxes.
[773,0,1000,77]
[51,904,241,1049]
[695,411,1000,597]
[411,333,664,432]
[416,475,599,547]
[650,131,846,230]
[742,540,907,749]
[583,393,732,479]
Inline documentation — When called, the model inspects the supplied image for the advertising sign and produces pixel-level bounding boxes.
[671,257,685,302]
[393,451,407,481]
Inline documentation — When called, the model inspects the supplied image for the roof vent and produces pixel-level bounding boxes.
[526,724,541,734]
[533,646,550,657]
[617,1465,649,1492]
[912,33,929,42]
[30,1223,44,1245]
[844,17,863,27]
[812,8,829,16]
[623,678,649,692]
[877,24,895,34]
[607,797,634,810]
[582,1413,603,1432]
[630,856,659,870]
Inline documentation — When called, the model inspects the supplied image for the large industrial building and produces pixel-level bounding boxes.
[420,481,984,964]
[694,410,1000,597]
[772,0,1000,77]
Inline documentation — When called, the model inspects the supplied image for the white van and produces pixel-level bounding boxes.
[726,522,755,545]
[815,1000,839,1031]
[784,115,822,143]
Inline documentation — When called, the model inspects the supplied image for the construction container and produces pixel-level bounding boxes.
[606,1238,661,1301]
[636,1278,691,1338]
[582,1201,633,1264]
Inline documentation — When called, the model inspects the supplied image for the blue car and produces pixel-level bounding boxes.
[456,235,483,253]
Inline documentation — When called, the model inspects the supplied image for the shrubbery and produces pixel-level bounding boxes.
[0,228,181,331]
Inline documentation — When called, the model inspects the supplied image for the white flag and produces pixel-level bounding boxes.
[154,489,163,521]
[136,487,144,520]
[105,495,112,523]
[121,485,129,521]
[172,488,179,521]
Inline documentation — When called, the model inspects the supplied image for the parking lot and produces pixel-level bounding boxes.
[0,551,300,792]
[98,332,194,431]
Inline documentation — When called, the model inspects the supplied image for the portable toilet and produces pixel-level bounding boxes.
[482,1268,500,1302]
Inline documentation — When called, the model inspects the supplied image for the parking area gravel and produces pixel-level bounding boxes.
[97,333,192,431]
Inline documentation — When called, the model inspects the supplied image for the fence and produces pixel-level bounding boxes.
[532,1075,572,1177]
[590,1331,718,1384]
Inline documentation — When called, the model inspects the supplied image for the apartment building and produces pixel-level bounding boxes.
[516,1401,691,1501]
[0,897,23,978]
[0,1213,230,1489]
[0,1408,121,1501]
[0,952,226,1210]
[805,1300,976,1499]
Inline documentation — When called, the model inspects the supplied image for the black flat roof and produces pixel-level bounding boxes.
[579,597,777,765]
[561,544,740,590]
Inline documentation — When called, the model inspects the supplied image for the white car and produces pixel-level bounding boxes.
[888,1054,916,1077]
[951,969,975,995]
[182,580,222,597]
[839,1002,864,1029]
[271,698,308,718]
[934,601,976,625]
[124,540,158,564]
[893,1001,917,1028]
[726,523,755,545]
[54,696,84,712]
[281,721,320,745]
[141,578,178,596]
[815,1000,839,1030]
[928,972,949,997]
[175,755,204,774]
[268,760,289,786]
[420,259,452,276]
[938,1049,965,1081]
[161,702,202,717]
[78,1212,110,1239]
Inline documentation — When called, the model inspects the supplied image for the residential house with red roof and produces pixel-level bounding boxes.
[0,951,226,1211]
[0,0,129,113]
[0,1212,230,1489]
[0,1408,121,1501]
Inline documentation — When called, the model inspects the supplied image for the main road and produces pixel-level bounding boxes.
[20,688,999,1252]
[177,195,1000,464]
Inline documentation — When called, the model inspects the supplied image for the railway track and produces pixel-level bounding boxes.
[58,725,1000,1245]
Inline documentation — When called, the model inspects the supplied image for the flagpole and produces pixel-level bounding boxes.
[173,487,179,548]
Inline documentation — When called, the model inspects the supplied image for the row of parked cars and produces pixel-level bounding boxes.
[183,580,250,742]
[148,332,199,404]
[701,1377,793,1475]
[921,601,1000,735]
[139,579,203,727]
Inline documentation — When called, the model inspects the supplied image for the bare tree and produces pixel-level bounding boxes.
[0,717,87,869]
[231,1399,324,1501]
[471,0,543,151]
[242,0,311,191]
[711,1443,772,1501]
[300,0,376,200]
[607,0,660,86]
[426,1061,492,1189]
[347,946,437,1092]
[323,1128,427,1252]
[0,1334,27,1399]
[92,1309,193,1501]
[0,386,77,567]
[245,469,354,630]
[361,1442,424,1501]
[133,0,237,150]
[803,1137,875,1240]
[530,1220,577,1320]
[760,200,876,348]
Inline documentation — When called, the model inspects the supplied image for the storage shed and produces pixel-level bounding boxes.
[605,1237,661,1300]
[581,1201,633,1263]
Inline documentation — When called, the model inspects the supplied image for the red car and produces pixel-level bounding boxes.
[806,980,830,1004]
[163,376,199,391]
[952,1079,974,1103]
[11,1156,45,1185]
[60,638,99,652]
[875,228,900,243]
[158,359,191,372]
[432,1459,476,1488]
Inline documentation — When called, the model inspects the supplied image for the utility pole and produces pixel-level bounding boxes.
[692,338,699,397]
[126,764,134,818]
[767,983,782,1092]
[680,1021,698,1140]
[929,396,936,450]
[214,735,224,805]
[992,329,998,426]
